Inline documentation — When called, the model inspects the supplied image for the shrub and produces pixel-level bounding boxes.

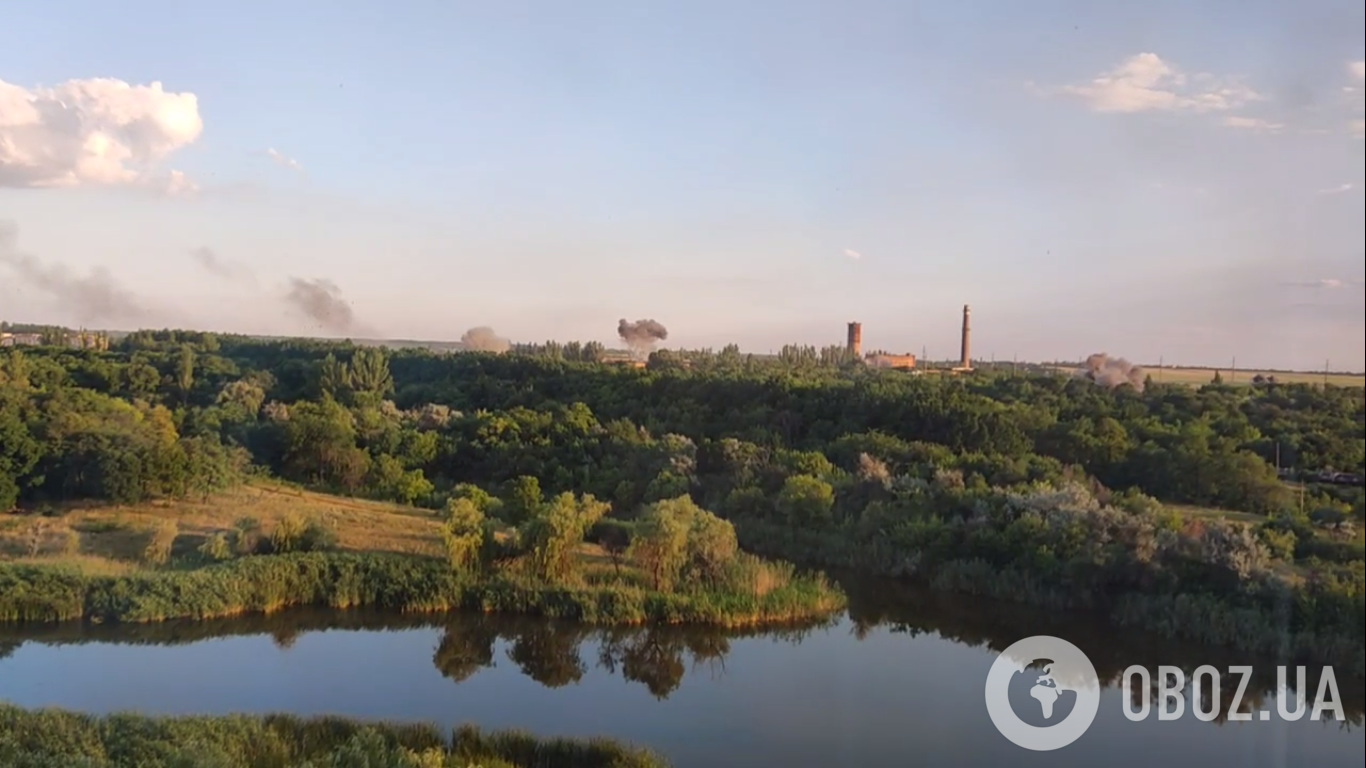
[198,533,233,562]
[142,522,179,566]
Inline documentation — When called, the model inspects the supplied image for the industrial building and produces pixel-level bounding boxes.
[845,304,973,373]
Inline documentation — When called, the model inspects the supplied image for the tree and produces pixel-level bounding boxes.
[176,344,196,404]
[365,454,434,504]
[318,354,349,400]
[629,501,690,591]
[775,474,836,526]
[503,475,544,527]
[521,492,609,583]
[442,498,486,575]
[347,348,393,405]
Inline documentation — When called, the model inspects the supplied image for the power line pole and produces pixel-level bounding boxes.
[1231,356,1236,384]
[1324,359,1330,387]
[1158,355,1164,382]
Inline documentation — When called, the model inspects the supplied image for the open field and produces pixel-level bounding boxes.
[0,482,446,572]
[1050,365,1364,387]
[0,483,743,597]
[1148,367,1364,387]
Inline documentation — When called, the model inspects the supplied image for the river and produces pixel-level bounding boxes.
[1,580,1361,767]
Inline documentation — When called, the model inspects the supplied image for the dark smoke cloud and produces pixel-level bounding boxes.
[284,277,363,335]
[460,326,511,353]
[617,318,668,358]
[1080,352,1145,392]
[190,246,257,286]
[0,220,148,324]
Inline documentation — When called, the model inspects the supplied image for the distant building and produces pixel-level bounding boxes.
[0,333,42,347]
[865,352,917,370]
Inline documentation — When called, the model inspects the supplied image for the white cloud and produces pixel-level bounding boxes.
[842,248,862,260]
[1221,116,1284,133]
[267,147,303,172]
[0,76,202,190]
[1316,183,1357,195]
[1058,53,1262,114]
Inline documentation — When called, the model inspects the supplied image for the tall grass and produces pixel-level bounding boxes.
[733,520,1366,677]
[0,551,844,627]
[0,705,669,768]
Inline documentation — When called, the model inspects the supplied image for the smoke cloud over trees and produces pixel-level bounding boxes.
[618,318,668,358]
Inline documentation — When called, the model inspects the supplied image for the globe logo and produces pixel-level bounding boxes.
[984,635,1101,751]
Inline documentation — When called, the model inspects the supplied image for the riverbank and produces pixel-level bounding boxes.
[0,551,845,627]
[734,522,1366,677]
[0,705,669,768]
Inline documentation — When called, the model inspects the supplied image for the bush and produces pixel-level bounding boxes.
[198,533,233,562]
[142,522,179,566]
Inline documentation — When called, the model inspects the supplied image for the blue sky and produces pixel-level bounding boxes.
[1,1,1363,370]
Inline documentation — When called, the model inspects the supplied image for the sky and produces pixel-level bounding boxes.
[1,1,1363,370]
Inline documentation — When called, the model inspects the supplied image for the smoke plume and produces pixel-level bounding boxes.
[189,246,257,286]
[617,318,668,358]
[1080,352,1146,392]
[284,277,362,335]
[0,220,149,324]
[460,326,511,353]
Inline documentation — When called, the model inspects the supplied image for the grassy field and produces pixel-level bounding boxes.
[0,482,642,582]
[1146,367,1364,387]
[0,482,446,574]
[1048,365,1364,387]
[0,482,847,627]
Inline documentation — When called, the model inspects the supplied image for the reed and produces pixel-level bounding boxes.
[0,551,844,628]
[0,705,670,768]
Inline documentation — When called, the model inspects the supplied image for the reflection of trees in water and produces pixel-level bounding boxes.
[432,619,500,684]
[271,627,301,650]
[428,616,823,700]
[840,574,1365,728]
[506,623,587,688]
[4,593,1360,726]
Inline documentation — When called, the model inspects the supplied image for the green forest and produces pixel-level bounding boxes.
[1,331,1363,672]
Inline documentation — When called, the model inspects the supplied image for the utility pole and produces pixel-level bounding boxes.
[1324,359,1330,387]
[1158,355,1164,382]
[1231,356,1236,384]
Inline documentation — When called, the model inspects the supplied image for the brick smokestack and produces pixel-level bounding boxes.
[960,305,971,369]
[847,321,862,357]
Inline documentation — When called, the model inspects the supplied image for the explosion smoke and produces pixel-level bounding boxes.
[284,277,360,335]
[1080,352,1145,392]
[189,246,257,286]
[460,326,511,353]
[0,220,149,324]
[617,318,668,358]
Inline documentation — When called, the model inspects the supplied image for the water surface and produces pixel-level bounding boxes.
[1,583,1361,768]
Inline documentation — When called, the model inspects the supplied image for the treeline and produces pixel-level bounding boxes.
[5,335,1362,517]
[2,332,1362,667]
[0,706,668,768]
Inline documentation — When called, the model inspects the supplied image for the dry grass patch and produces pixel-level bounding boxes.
[0,482,446,572]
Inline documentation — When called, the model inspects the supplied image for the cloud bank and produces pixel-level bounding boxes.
[0,76,203,193]
[1058,53,1262,115]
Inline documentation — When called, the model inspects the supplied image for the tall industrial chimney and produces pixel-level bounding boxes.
[847,322,863,357]
[959,305,971,369]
